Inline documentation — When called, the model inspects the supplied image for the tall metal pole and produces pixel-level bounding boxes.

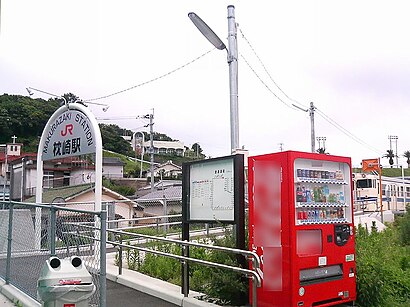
[150,111,155,191]
[133,131,145,178]
[309,102,315,153]
[379,163,384,223]
[227,5,239,154]
[402,165,406,210]
[3,145,7,202]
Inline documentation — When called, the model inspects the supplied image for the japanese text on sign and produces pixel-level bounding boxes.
[189,159,235,221]
[42,110,96,161]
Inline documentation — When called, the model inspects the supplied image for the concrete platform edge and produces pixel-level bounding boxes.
[107,255,219,307]
[0,278,41,307]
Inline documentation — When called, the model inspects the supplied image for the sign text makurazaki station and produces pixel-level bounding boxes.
[42,110,96,161]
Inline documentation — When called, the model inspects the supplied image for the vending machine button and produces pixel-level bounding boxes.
[327,235,333,243]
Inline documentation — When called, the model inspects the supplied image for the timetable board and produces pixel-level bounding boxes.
[183,155,243,223]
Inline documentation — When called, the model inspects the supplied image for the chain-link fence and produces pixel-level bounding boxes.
[0,201,106,307]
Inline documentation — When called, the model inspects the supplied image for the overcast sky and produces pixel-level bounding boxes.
[1,1,410,167]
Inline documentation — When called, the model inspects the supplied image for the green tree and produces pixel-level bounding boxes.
[62,93,80,104]
[0,94,60,146]
[384,149,395,168]
[99,124,133,156]
[191,142,205,158]
[404,151,410,168]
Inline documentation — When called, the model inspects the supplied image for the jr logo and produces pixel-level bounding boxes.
[61,124,74,137]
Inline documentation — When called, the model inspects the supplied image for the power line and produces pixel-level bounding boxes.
[238,28,305,109]
[84,48,215,102]
[239,52,295,109]
[238,26,385,156]
[315,108,383,155]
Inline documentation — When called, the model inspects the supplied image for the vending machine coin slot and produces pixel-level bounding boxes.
[327,234,333,243]
[334,224,350,246]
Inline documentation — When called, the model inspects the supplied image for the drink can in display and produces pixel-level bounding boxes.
[297,169,302,178]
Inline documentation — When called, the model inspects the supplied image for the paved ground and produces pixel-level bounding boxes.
[106,279,177,307]
[0,252,180,307]
[0,291,15,307]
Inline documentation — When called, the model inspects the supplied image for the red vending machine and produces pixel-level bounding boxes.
[248,151,356,307]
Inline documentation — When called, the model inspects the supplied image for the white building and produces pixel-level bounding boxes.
[143,141,185,156]
[145,160,182,179]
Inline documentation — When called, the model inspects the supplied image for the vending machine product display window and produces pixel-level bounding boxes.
[248,151,356,307]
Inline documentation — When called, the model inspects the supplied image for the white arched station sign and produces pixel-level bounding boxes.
[35,103,103,248]
[41,109,98,161]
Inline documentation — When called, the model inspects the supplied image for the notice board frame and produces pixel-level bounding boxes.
[181,154,245,296]
[182,154,244,226]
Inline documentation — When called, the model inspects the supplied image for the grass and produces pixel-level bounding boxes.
[103,150,145,176]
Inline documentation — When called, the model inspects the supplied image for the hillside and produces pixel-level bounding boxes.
[1,94,206,173]
[353,167,410,177]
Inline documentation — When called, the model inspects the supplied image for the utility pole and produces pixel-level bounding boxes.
[309,102,315,153]
[388,135,399,166]
[149,110,155,192]
[292,102,316,153]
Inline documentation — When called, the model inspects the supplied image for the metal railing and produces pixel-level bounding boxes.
[109,228,262,306]
[1,198,260,306]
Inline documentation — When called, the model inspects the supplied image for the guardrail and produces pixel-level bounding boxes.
[108,228,262,307]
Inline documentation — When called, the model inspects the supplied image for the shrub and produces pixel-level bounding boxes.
[355,224,410,307]
[119,228,249,306]
[397,205,410,246]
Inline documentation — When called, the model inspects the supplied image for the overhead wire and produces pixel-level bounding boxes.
[239,52,295,109]
[238,26,385,155]
[84,48,215,102]
[238,28,305,109]
[315,108,384,155]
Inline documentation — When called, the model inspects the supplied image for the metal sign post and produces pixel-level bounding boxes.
[181,154,245,296]
[35,103,103,249]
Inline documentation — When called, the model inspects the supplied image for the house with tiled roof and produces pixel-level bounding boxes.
[26,183,144,223]
[134,181,182,216]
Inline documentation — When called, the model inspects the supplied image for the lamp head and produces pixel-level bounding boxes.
[188,12,226,50]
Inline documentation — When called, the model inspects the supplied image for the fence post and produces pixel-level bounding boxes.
[163,196,168,233]
[50,206,56,256]
[5,202,14,284]
[100,209,107,307]
[118,236,123,275]
[181,243,189,297]
[252,275,258,307]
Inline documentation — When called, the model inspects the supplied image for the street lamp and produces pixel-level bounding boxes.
[26,87,110,111]
[188,5,239,153]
